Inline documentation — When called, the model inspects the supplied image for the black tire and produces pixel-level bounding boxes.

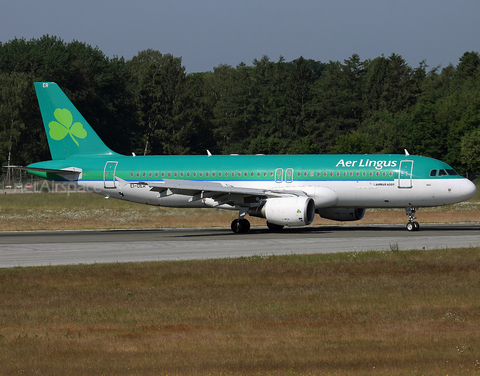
[231,219,241,233]
[231,218,250,234]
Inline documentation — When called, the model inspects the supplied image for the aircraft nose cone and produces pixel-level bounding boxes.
[461,179,477,200]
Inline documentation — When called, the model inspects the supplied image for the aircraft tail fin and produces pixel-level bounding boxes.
[34,82,119,160]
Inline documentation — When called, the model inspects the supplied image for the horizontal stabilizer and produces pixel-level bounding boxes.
[4,165,82,181]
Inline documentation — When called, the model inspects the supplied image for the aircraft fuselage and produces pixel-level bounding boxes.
[28,153,476,210]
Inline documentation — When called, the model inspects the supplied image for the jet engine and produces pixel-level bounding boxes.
[318,208,366,222]
[249,196,316,226]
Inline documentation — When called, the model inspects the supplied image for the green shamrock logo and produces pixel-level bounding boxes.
[48,108,87,146]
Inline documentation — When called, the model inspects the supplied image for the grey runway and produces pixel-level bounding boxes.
[1,223,479,268]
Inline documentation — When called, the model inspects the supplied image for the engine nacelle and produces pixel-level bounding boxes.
[318,208,366,222]
[250,196,316,227]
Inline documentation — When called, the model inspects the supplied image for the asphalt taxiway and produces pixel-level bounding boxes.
[1,223,479,268]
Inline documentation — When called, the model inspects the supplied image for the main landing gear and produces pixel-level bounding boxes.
[231,218,250,234]
[231,208,251,233]
[405,206,420,231]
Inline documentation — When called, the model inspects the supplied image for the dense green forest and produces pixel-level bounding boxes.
[1,35,480,177]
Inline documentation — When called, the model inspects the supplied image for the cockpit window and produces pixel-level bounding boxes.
[430,170,437,177]
[446,169,459,176]
[438,169,447,176]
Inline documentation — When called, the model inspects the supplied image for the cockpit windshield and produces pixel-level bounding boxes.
[446,169,459,176]
[430,169,459,177]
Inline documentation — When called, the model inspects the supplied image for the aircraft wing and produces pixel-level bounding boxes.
[149,179,303,205]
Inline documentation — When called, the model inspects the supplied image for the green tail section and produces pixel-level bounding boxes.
[34,82,119,160]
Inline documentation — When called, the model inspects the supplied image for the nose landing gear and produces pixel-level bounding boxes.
[405,206,420,231]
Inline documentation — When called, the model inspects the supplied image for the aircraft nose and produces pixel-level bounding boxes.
[460,179,477,200]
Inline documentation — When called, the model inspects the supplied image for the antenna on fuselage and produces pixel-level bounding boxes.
[404,149,410,156]
[207,150,212,157]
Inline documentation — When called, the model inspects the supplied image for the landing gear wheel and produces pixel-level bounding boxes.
[267,222,284,231]
[406,221,420,232]
[405,206,420,232]
[231,218,250,234]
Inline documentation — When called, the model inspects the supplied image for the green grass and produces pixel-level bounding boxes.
[1,249,480,375]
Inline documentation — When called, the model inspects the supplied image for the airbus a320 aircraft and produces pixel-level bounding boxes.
[17,82,477,233]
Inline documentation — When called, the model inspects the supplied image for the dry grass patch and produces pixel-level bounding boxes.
[1,191,479,231]
[1,249,480,375]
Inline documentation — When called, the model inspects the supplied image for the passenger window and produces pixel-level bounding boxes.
[430,170,437,177]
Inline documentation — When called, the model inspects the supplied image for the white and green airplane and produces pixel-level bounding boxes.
[19,82,477,233]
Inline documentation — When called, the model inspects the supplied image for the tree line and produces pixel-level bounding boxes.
[1,35,479,177]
